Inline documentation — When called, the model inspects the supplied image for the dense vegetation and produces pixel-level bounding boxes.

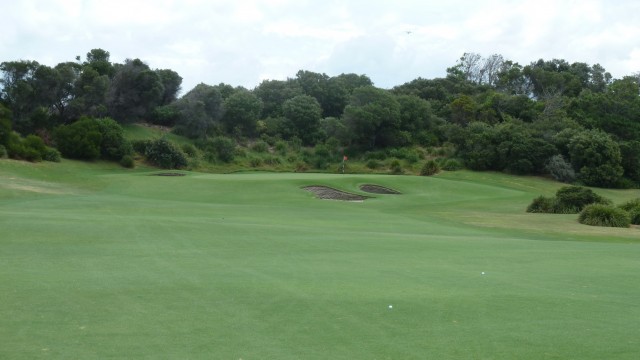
[1,50,639,187]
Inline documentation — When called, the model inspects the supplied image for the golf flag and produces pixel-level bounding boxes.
[343,155,348,161]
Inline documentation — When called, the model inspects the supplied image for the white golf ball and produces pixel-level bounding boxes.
[481,272,485,275]
[388,305,393,309]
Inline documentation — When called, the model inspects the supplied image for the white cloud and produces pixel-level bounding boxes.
[2,0,639,93]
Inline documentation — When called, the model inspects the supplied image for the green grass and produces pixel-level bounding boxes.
[1,160,639,359]
[122,123,192,146]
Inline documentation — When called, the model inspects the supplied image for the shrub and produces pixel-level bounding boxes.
[43,147,61,162]
[96,118,131,160]
[251,140,269,153]
[526,196,557,213]
[555,186,611,213]
[628,208,640,225]
[120,154,135,168]
[289,136,302,151]
[390,148,421,163]
[0,144,6,158]
[390,159,403,174]
[415,131,439,147]
[55,118,102,160]
[145,138,187,169]
[181,143,198,157]
[420,159,440,176]
[132,139,152,154]
[249,157,263,167]
[617,198,640,212]
[364,150,387,161]
[578,204,630,228]
[274,140,288,155]
[211,136,236,163]
[618,198,640,225]
[441,158,464,171]
[264,156,281,166]
[366,159,380,169]
[149,105,180,126]
[546,155,576,183]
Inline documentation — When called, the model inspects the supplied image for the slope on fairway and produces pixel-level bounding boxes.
[1,160,639,359]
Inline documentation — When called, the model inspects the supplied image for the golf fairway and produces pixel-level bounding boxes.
[1,160,639,359]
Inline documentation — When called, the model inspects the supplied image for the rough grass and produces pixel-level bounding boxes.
[1,161,639,359]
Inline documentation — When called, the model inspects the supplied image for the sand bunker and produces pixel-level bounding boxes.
[359,184,401,194]
[303,186,369,201]
[152,173,186,176]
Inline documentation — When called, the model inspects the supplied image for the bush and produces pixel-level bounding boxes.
[96,118,131,160]
[420,159,440,176]
[249,157,263,167]
[120,154,135,168]
[145,138,187,169]
[578,204,630,228]
[132,139,152,154]
[211,136,236,163]
[149,105,180,126]
[251,140,269,153]
[441,158,464,171]
[546,155,576,183]
[264,156,281,166]
[629,208,640,225]
[0,144,6,158]
[618,199,640,225]
[274,140,288,155]
[364,150,387,161]
[43,147,61,162]
[181,143,198,157]
[555,186,611,213]
[55,118,102,160]
[526,186,612,214]
[526,196,557,213]
[366,159,380,169]
[617,198,640,212]
[390,159,403,174]
[389,148,421,163]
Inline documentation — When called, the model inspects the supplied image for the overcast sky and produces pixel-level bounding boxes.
[2,0,639,94]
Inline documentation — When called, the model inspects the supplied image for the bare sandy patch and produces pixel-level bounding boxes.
[303,186,369,201]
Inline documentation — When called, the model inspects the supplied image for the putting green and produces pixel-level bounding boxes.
[1,159,639,359]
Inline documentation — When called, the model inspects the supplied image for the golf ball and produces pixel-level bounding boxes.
[481,272,485,275]
[388,305,393,309]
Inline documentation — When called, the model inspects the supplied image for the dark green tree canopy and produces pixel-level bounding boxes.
[282,95,322,145]
[107,58,164,122]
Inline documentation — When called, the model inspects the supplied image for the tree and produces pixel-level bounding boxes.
[449,95,477,126]
[449,121,498,171]
[174,83,224,138]
[343,86,400,149]
[568,129,624,187]
[493,122,556,174]
[155,69,182,105]
[568,77,640,140]
[68,66,109,119]
[0,60,39,133]
[85,48,114,77]
[221,90,263,137]
[282,95,322,145]
[396,94,433,136]
[619,141,640,183]
[106,59,164,122]
[253,79,302,118]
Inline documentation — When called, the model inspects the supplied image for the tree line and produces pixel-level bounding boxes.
[1,49,639,188]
